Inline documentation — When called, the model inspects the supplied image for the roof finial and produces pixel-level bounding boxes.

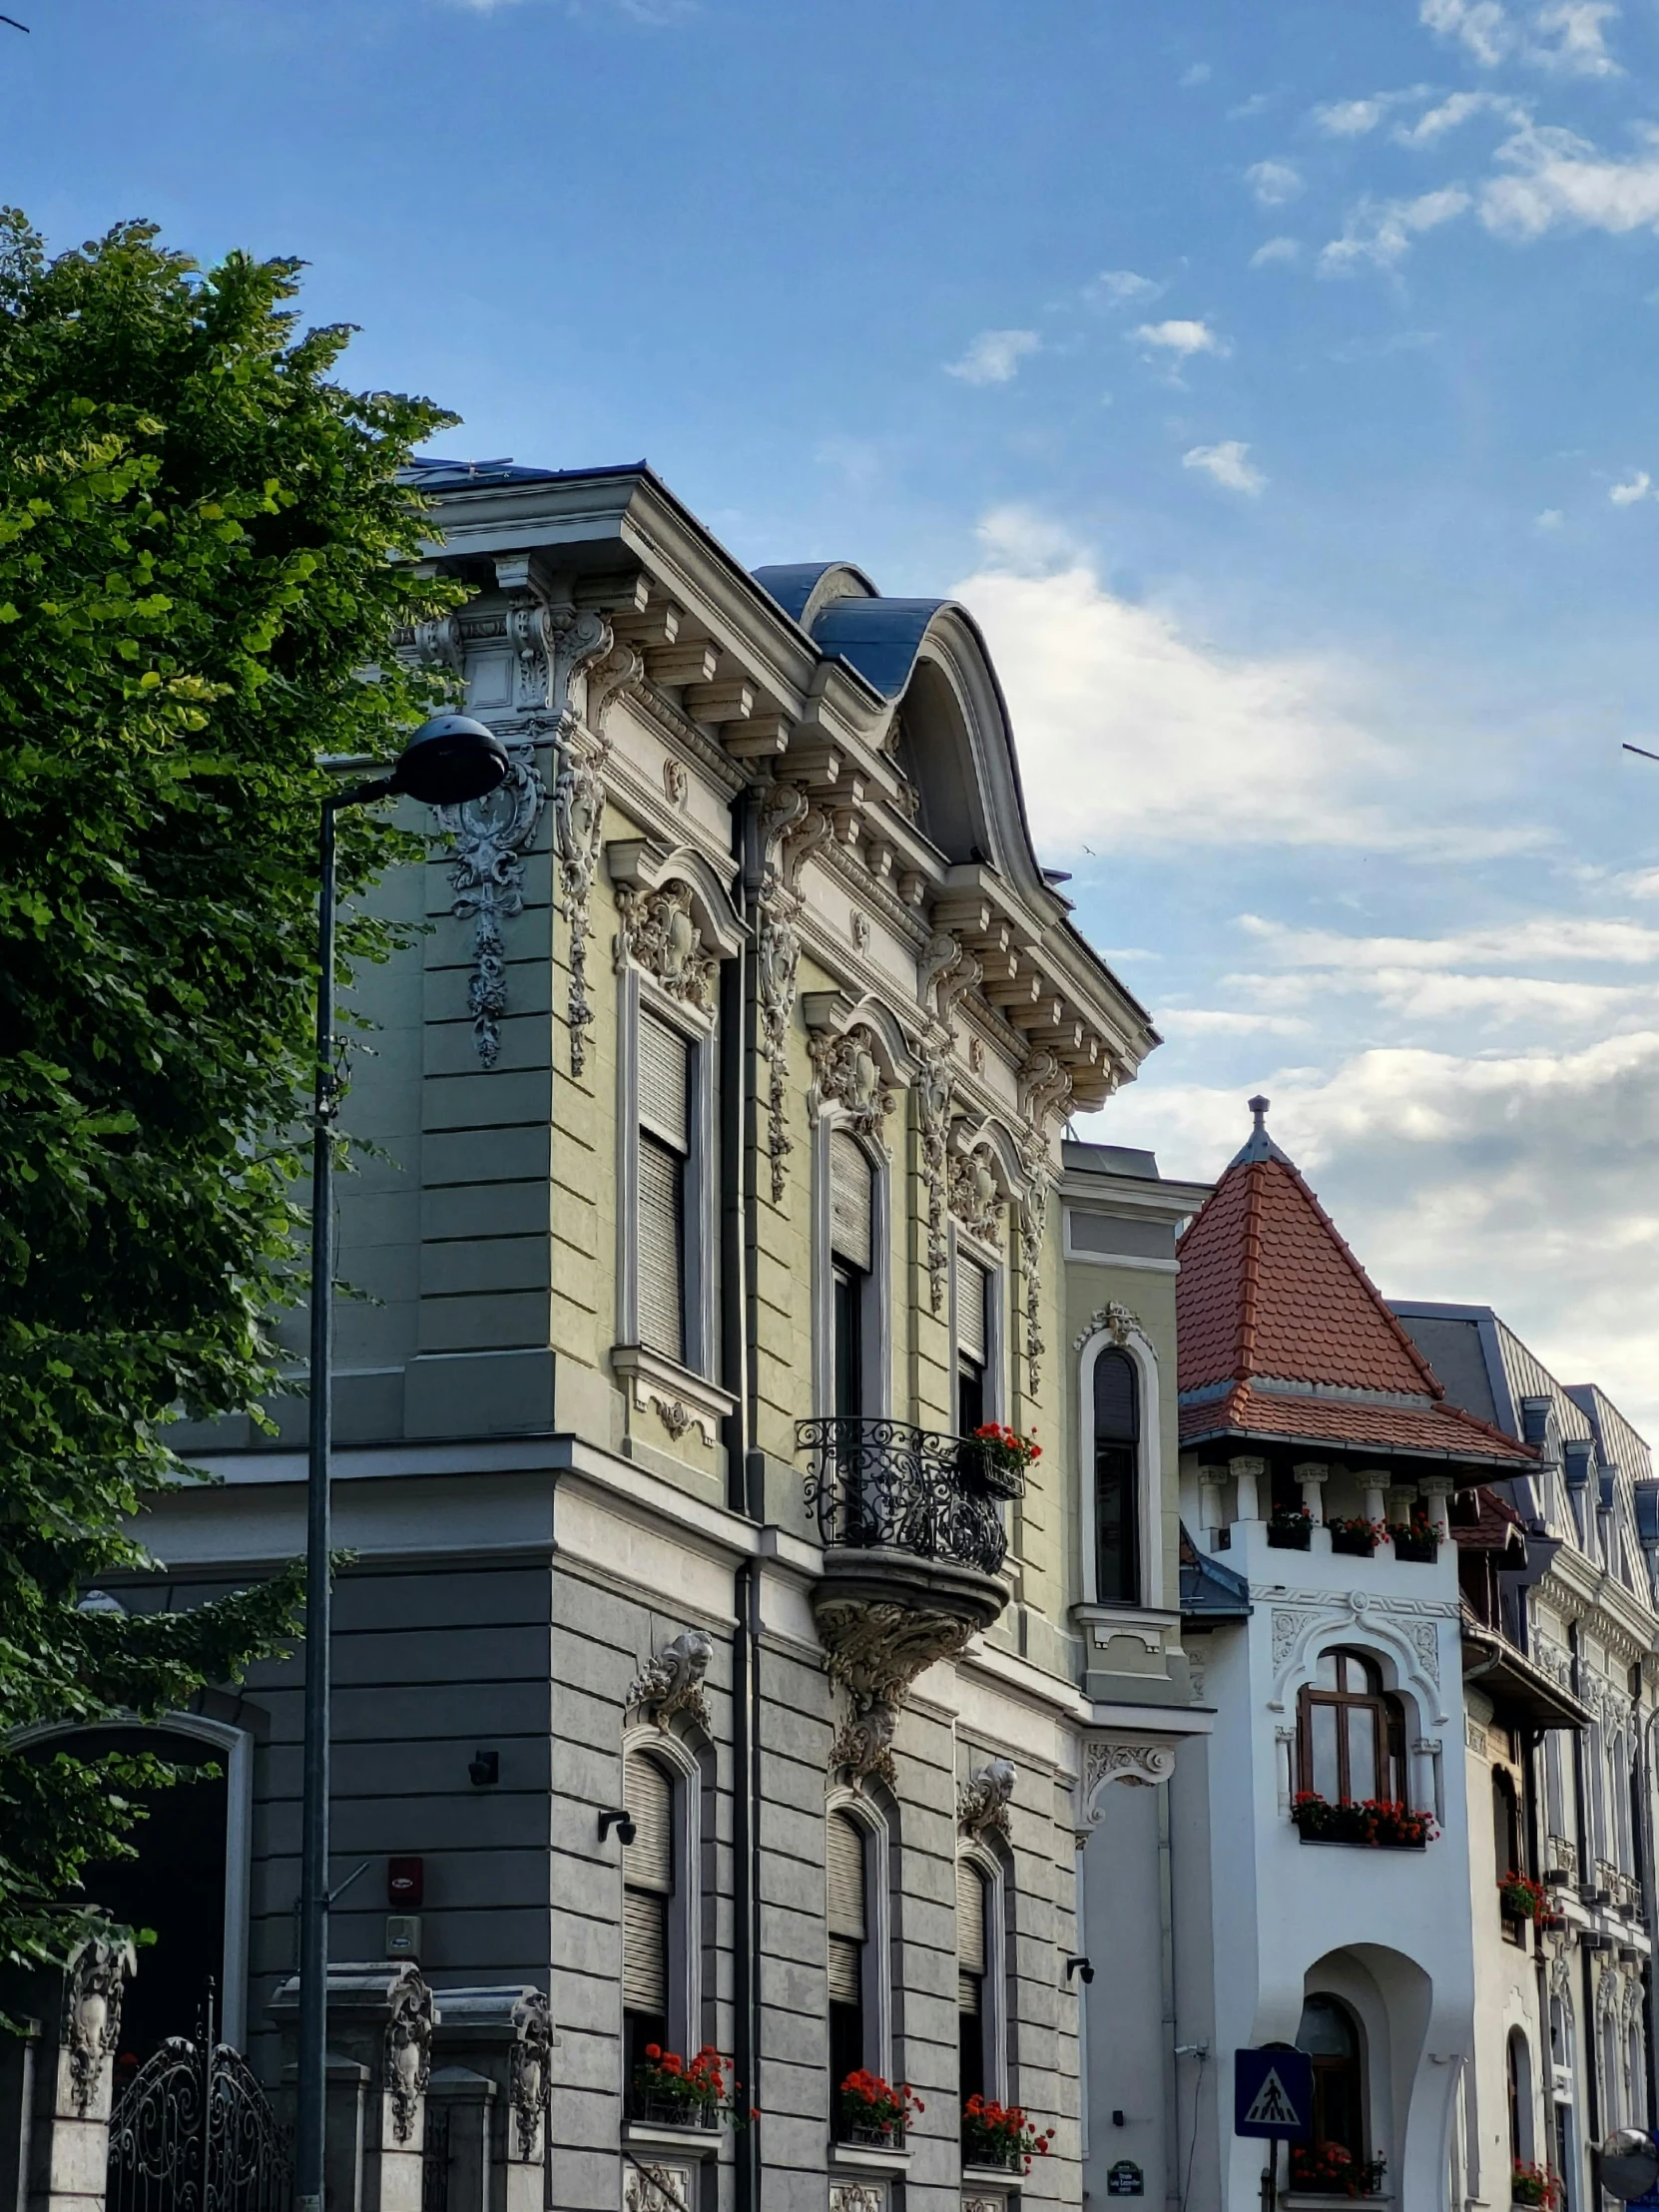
[1229,1093,1287,1169]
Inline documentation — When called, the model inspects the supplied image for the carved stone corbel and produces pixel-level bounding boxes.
[508,1989,554,2162]
[921,932,982,1034]
[958,1758,1017,1841]
[1074,1302,1143,1352]
[384,1970,436,2144]
[626,1627,714,1732]
[61,1932,135,2116]
[437,746,549,1068]
[1079,1735,1177,1827]
[815,1598,978,1786]
[915,1030,953,1312]
[1018,1046,1074,1132]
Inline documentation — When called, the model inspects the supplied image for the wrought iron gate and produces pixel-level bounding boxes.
[107,2002,291,2212]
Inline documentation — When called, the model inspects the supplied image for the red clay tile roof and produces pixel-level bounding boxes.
[1176,1121,1534,1468]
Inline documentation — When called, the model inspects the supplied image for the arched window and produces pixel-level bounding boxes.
[1494,1768,1524,1943]
[1508,2028,1534,2164]
[828,1810,873,2110]
[1298,1995,1365,2157]
[1093,1350,1140,1603]
[957,1859,989,2101]
[1296,1650,1407,1804]
[623,1753,676,2078]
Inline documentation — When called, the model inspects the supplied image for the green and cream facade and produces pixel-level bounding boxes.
[127,461,1175,2212]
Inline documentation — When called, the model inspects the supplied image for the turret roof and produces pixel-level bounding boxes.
[1176,1100,1533,1468]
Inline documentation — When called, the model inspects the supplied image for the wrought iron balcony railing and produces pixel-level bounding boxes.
[798,1416,1009,1577]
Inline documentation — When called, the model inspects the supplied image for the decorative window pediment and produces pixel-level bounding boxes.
[608,839,744,1025]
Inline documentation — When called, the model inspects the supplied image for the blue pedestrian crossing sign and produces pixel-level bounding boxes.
[1234,2047,1313,2140]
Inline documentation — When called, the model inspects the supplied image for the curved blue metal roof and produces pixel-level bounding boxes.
[750,562,845,625]
[809,597,952,700]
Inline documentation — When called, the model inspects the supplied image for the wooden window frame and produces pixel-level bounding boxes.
[1296,1649,1408,1805]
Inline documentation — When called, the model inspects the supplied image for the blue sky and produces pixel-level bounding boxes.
[11,0,1659,1429]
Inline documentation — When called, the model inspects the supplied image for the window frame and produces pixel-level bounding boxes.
[1295,1648,1408,1807]
[949,1224,1005,1440]
[616,967,717,1382]
[813,1115,891,1422]
[825,1791,893,2092]
[956,1841,1009,2111]
[620,1730,704,2067]
[1076,1319,1164,1609]
[1297,1992,1368,2159]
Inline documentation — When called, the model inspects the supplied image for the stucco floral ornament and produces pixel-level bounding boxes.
[809,1024,897,1139]
[615,879,718,1017]
[61,1931,135,2114]
[949,1145,1004,1247]
[384,1970,436,2143]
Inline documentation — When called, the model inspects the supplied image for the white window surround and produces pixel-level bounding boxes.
[1077,1319,1163,1612]
[949,1222,1007,1429]
[957,1838,1010,2107]
[621,1725,704,2061]
[15,1710,254,2049]
[811,1115,893,1421]
[1274,1639,1438,1824]
[826,1787,894,2082]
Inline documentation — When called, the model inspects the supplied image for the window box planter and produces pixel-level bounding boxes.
[1290,2145,1386,2197]
[960,2138,1023,2172]
[958,1439,1026,1501]
[1329,1518,1382,1558]
[627,2092,719,2131]
[960,2096,1054,2175]
[1269,1512,1312,1551]
[1291,1794,1436,1849]
[1389,1531,1438,1564]
[834,2120,905,2151]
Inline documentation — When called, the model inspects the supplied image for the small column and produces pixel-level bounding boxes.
[1294,1461,1330,1526]
[1231,1454,1266,1524]
[26,1934,135,2212]
[1199,1467,1229,1541]
[1417,1476,1455,1541]
[1385,1481,1418,1531]
[1359,1468,1389,1526]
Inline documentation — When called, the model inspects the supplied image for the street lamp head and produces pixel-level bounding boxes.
[386,714,510,808]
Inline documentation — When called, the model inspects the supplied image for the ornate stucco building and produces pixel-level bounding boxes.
[79,455,1205,2212]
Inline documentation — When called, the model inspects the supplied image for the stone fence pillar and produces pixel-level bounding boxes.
[0,1933,136,2212]
[428,1987,554,2212]
[270,1962,437,2212]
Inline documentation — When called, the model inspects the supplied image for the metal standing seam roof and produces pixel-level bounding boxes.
[1176,1104,1535,1468]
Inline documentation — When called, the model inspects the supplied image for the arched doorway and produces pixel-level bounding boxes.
[73,1726,228,2063]
[1298,1993,1366,2157]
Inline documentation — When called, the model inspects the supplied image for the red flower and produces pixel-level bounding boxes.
[644,2044,661,2061]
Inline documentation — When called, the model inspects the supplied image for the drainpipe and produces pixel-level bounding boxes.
[724,790,764,2212]
[1571,1625,1602,2166]
[1641,1703,1659,2130]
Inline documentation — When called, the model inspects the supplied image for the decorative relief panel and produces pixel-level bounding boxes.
[438,745,548,1068]
[1073,1302,1144,1353]
[550,731,611,1076]
[816,1597,978,1786]
[625,2161,695,2212]
[62,1933,135,2115]
[949,1144,1004,1247]
[915,1032,953,1312]
[810,1025,899,1140]
[958,1757,1017,1840]
[615,881,720,1019]
[508,1990,554,2161]
[626,1628,714,1733]
[828,2185,885,2212]
[384,1971,435,2143]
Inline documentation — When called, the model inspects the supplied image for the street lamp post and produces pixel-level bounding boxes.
[295,715,508,2212]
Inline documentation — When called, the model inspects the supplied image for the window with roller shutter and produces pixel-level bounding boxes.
[623,1755,674,2018]
[829,1129,873,1274]
[954,1249,990,1435]
[637,1011,691,1365]
[957,1857,989,2102]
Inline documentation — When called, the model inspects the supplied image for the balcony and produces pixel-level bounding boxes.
[798,1417,1012,1783]
[799,1416,1014,1575]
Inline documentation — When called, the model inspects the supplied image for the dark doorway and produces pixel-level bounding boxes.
[67,1728,228,2062]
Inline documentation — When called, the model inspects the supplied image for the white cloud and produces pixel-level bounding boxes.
[1238,911,1659,967]
[1183,440,1268,494]
[1319,187,1471,273]
[950,509,1477,854]
[1481,120,1659,239]
[1611,469,1652,505]
[1535,507,1564,529]
[1246,159,1304,207]
[1160,1007,1314,1037]
[1180,61,1213,87]
[943,329,1041,385]
[1251,236,1301,267]
[1087,269,1161,307]
[1419,0,1621,73]
[1313,87,1432,136]
[1394,90,1529,146]
[1134,317,1229,357]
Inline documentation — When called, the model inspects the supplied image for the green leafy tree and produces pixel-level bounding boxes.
[0,212,461,1975]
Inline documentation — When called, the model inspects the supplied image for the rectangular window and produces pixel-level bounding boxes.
[830,1130,872,1422]
[637,1010,691,1364]
[955,1251,988,1436]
